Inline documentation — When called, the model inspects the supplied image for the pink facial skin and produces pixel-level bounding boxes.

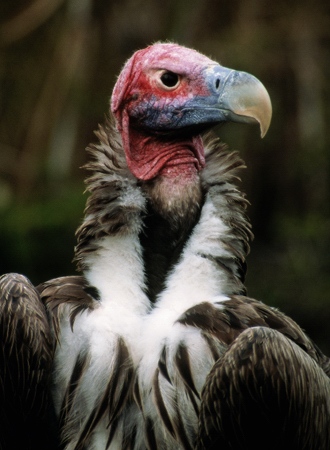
[111,43,218,181]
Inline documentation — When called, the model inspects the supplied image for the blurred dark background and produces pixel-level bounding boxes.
[0,0,329,354]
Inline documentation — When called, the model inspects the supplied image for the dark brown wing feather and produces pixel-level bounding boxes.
[37,275,98,342]
[173,295,330,449]
[177,295,328,368]
[0,273,58,450]
[197,326,330,450]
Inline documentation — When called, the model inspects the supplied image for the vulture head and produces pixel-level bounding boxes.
[109,43,271,220]
[111,43,271,181]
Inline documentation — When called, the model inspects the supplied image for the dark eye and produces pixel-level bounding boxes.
[160,71,180,89]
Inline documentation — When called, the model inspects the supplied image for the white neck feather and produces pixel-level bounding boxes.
[84,234,150,315]
[155,196,231,315]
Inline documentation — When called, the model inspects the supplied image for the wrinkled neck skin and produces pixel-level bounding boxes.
[124,125,205,226]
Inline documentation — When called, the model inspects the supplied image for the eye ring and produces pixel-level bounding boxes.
[159,70,180,90]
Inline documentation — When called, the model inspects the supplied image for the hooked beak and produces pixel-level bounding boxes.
[203,65,272,138]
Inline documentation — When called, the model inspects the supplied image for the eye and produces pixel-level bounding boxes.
[159,71,180,89]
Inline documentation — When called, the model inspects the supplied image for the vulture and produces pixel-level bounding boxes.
[1,42,329,450]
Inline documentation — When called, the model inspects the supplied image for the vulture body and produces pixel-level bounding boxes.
[1,43,329,450]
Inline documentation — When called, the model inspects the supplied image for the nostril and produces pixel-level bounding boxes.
[215,78,220,90]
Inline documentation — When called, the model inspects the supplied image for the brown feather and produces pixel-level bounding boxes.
[0,273,57,449]
[60,337,134,450]
[197,327,330,450]
[0,273,54,411]
[74,117,146,272]
[177,295,328,368]
[37,275,97,342]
